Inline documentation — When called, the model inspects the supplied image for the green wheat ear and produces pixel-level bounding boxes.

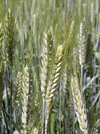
[41,27,53,98]
[71,74,88,134]
[5,8,15,69]
[21,65,29,133]
[78,22,87,68]
[45,44,63,134]
[14,71,22,108]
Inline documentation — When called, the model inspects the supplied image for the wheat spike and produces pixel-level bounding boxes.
[78,22,86,68]
[41,27,53,98]
[14,71,22,107]
[5,8,15,69]
[21,65,29,133]
[71,74,88,133]
[41,28,53,133]
[45,44,63,134]
[0,22,8,65]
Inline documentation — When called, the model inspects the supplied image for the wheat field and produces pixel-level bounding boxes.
[0,0,100,134]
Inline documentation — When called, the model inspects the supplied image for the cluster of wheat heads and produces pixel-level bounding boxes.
[0,0,100,134]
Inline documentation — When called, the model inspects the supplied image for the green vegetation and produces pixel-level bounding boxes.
[0,0,100,134]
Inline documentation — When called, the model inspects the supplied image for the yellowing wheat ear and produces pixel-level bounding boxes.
[71,74,88,134]
[45,44,63,134]
[21,65,29,133]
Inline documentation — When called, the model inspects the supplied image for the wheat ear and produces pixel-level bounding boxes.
[14,71,22,107]
[78,22,86,68]
[71,74,88,134]
[45,44,63,134]
[41,28,53,133]
[41,27,53,98]
[21,65,29,133]
[5,8,15,69]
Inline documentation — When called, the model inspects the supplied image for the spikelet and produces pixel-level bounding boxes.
[71,74,88,133]
[93,119,99,134]
[21,65,29,133]
[5,8,15,69]
[32,127,38,134]
[14,71,22,107]
[41,28,53,98]
[78,22,86,68]
[45,45,63,134]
